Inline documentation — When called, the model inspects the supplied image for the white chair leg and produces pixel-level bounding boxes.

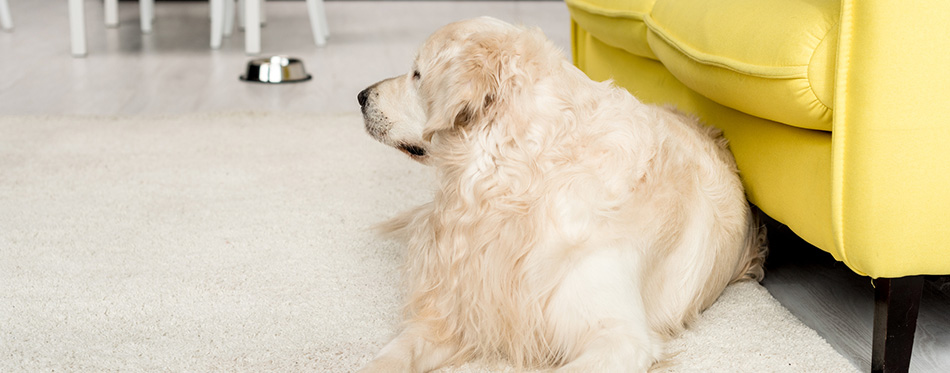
[244,0,260,54]
[237,0,244,30]
[0,0,15,31]
[259,0,265,26]
[319,0,328,37]
[69,0,87,57]
[236,0,266,30]
[210,0,223,49]
[104,0,118,28]
[140,0,153,34]
[223,0,235,36]
[310,0,329,39]
[305,0,327,46]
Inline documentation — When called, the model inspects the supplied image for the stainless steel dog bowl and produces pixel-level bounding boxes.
[240,56,312,84]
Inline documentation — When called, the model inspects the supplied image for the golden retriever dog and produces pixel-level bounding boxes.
[357,17,766,372]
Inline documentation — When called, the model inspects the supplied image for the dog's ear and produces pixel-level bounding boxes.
[422,28,547,141]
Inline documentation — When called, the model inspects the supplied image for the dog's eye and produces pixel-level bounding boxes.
[413,70,421,80]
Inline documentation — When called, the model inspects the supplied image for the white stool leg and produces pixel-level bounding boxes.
[305,0,327,46]
[223,0,235,36]
[140,0,153,33]
[69,0,87,57]
[210,0,223,49]
[104,0,118,27]
[244,0,260,54]
[0,0,14,31]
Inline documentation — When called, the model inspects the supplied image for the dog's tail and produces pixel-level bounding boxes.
[733,205,768,283]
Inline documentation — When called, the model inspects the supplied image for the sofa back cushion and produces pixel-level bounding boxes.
[570,0,840,132]
[566,0,658,60]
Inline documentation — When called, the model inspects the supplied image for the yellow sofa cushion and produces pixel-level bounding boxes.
[571,0,840,132]
[646,0,839,131]
[565,0,657,60]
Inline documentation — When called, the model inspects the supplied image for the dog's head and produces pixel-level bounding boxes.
[358,17,559,163]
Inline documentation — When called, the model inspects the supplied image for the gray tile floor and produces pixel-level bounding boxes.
[0,0,570,115]
[1,1,947,372]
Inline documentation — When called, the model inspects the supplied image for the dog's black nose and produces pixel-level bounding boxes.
[358,88,370,107]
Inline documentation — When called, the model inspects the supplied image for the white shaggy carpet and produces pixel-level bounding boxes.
[0,113,857,372]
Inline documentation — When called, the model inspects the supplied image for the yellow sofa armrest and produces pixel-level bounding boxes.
[833,0,950,277]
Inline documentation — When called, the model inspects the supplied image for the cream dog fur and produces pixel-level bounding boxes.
[357,17,766,372]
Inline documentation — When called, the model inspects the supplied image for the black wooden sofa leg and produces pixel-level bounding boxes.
[872,276,924,373]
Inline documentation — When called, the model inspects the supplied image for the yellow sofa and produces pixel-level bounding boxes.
[566,0,950,371]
